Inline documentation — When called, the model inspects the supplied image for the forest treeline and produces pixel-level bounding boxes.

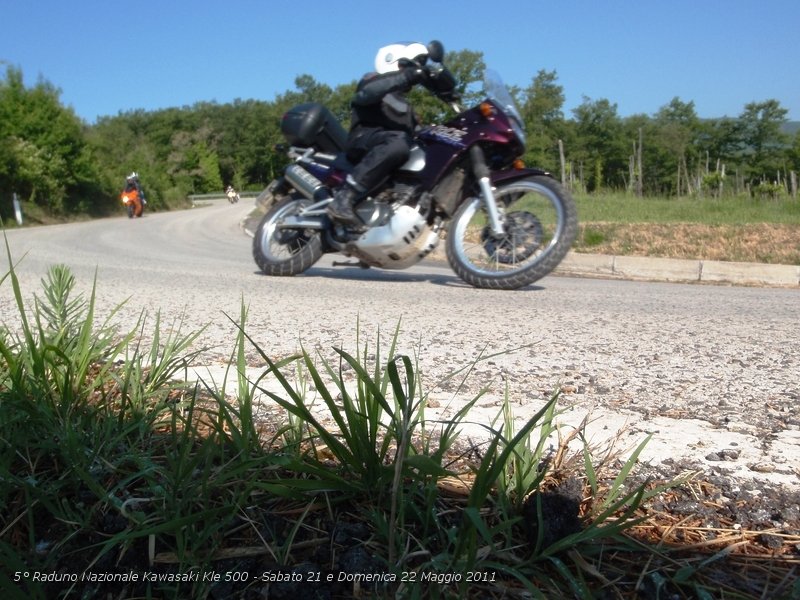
[2,49,799,220]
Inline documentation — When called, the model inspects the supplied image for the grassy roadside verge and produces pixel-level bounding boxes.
[2,262,799,599]
[572,194,800,264]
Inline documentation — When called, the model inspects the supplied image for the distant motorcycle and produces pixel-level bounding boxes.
[226,187,240,204]
[120,189,144,218]
[253,41,577,290]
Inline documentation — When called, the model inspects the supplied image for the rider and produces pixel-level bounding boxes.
[123,172,146,205]
[327,42,432,230]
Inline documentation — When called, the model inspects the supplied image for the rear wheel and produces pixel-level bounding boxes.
[446,176,577,289]
[252,196,323,276]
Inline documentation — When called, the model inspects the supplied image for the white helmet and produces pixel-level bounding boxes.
[374,42,429,74]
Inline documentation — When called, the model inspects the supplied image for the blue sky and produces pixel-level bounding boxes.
[2,0,798,123]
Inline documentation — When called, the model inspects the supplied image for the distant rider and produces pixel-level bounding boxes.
[123,172,146,205]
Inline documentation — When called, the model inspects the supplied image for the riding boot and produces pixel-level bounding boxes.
[327,184,366,231]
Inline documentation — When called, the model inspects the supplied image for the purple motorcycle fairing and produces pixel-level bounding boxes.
[413,98,528,189]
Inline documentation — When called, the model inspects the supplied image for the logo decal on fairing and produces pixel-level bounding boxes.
[423,125,468,147]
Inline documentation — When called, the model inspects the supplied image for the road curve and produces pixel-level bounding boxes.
[2,201,799,487]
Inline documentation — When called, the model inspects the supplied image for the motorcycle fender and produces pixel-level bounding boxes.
[256,178,290,212]
[490,167,552,186]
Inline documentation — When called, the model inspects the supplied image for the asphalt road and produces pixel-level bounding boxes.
[2,200,799,486]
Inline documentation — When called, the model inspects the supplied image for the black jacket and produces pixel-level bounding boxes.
[350,69,417,133]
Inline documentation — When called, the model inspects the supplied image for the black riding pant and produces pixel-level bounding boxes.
[346,127,412,192]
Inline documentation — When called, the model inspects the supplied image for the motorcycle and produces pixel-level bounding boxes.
[120,189,144,218]
[252,41,577,290]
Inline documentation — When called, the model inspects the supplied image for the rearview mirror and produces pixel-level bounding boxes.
[427,40,445,63]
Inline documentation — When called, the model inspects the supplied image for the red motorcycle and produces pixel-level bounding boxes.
[120,188,144,218]
[253,41,577,290]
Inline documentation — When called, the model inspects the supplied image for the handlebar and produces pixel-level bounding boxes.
[425,64,456,92]
[423,64,461,105]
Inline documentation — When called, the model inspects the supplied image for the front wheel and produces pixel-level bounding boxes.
[252,196,323,276]
[446,176,578,290]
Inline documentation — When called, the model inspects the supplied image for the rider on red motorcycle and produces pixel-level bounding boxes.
[120,172,146,218]
[327,42,440,231]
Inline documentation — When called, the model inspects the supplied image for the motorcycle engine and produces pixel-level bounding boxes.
[346,192,441,270]
[354,183,417,228]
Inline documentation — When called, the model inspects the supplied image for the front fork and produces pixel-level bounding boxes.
[470,146,505,237]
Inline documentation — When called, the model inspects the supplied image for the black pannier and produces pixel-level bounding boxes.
[280,102,347,153]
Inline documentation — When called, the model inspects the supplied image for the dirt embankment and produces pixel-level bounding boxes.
[574,223,800,265]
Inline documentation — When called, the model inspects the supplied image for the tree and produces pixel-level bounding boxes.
[651,97,701,195]
[700,118,740,168]
[166,125,223,195]
[788,130,800,173]
[0,66,95,214]
[201,98,290,187]
[571,97,625,191]
[196,143,223,192]
[735,99,789,183]
[519,69,566,172]
[789,131,800,198]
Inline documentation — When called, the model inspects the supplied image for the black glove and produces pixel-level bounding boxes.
[425,65,459,101]
[403,66,428,86]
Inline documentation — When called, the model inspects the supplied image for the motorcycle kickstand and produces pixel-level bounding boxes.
[332,260,371,269]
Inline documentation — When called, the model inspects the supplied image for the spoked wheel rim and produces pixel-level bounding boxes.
[449,179,568,277]
[256,199,316,262]
[480,211,544,264]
